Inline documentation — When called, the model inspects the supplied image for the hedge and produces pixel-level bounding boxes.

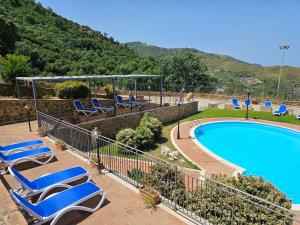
[55,81,89,99]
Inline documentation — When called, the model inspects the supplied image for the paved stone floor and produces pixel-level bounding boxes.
[0,121,188,225]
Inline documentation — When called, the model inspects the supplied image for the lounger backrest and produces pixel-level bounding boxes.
[232,98,239,105]
[279,104,287,112]
[0,151,7,160]
[91,98,100,107]
[129,95,135,102]
[74,100,84,110]
[10,191,40,218]
[116,95,123,103]
[265,101,272,107]
[9,167,35,190]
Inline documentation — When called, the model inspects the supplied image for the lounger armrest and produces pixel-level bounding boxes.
[37,183,73,203]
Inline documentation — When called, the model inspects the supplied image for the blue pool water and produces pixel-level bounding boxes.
[194,121,300,204]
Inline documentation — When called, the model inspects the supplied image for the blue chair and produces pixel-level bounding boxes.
[129,95,146,106]
[0,147,55,174]
[232,98,241,109]
[9,161,90,198]
[0,140,43,154]
[116,95,135,108]
[91,98,113,113]
[10,182,105,225]
[272,104,287,116]
[73,100,97,116]
[265,101,272,108]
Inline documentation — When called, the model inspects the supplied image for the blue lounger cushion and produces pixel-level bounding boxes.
[9,166,88,191]
[0,147,51,162]
[11,182,102,218]
[0,140,43,152]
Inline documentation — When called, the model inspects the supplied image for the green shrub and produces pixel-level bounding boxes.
[140,116,162,139]
[186,174,292,224]
[127,168,145,184]
[0,54,30,83]
[103,84,120,99]
[135,125,154,149]
[144,163,186,204]
[55,81,89,99]
[116,128,136,148]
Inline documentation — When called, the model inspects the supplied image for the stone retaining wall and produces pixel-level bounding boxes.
[0,83,55,97]
[0,98,114,125]
[79,101,198,138]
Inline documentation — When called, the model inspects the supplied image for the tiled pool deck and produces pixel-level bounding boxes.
[0,122,190,225]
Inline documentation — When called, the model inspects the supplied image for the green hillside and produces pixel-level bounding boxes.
[0,0,159,75]
[126,42,300,84]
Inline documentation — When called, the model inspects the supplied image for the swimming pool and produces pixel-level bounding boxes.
[194,121,300,204]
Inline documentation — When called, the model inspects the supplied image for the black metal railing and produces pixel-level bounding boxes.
[38,111,299,225]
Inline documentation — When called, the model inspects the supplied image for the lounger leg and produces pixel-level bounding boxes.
[50,191,106,225]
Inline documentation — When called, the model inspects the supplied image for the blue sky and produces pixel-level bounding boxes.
[37,0,300,67]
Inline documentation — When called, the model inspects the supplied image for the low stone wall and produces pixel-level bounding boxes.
[0,98,114,125]
[79,101,198,138]
[0,83,55,97]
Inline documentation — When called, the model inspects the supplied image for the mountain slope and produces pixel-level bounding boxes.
[126,42,300,83]
[0,0,158,75]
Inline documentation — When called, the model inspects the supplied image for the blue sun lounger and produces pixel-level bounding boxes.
[265,101,272,109]
[272,104,287,116]
[116,95,135,108]
[129,95,146,106]
[0,147,55,174]
[232,98,241,109]
[91,98,113,113]
[0,140,44,154]
[10,182,105,225]
[9,160,90,198]
[73,100,97,116]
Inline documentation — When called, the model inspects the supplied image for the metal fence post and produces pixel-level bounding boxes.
[231,191,236,225]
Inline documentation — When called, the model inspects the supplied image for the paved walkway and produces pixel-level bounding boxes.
[0,122,188,225]
[171,118,300,177]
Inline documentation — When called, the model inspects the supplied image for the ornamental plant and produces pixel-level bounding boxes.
[55,81,89,99]
[140,115,162,139]
[116,128,136,148]
[135,125,154,149]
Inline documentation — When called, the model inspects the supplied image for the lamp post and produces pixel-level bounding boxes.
[24,105,32,132]
[91,127,101,172]
[245,90,251,120]
[148,85,151,104]
[177,87,185,139]
[276,43,290,99]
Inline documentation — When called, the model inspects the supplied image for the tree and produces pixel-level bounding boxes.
[160,52,217,92]
[0,18,19,56]
[0,54,31,83]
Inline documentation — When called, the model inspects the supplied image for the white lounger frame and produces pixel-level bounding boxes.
[0,151,55,174]
[10,183,106,225]
[8,159,91,198]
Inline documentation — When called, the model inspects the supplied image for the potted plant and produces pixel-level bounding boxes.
[139,185,160,206]
[55,140,67,151]
[38,128,47,137]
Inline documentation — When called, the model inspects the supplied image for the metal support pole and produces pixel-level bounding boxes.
[16,80,20,99]
[112,78,116,116]
[88,80,91,102]
[134,78,137,98]
[32,81,40,127]
[177,103,181,139]
[160,77,163,107]
[97,137,101,172]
